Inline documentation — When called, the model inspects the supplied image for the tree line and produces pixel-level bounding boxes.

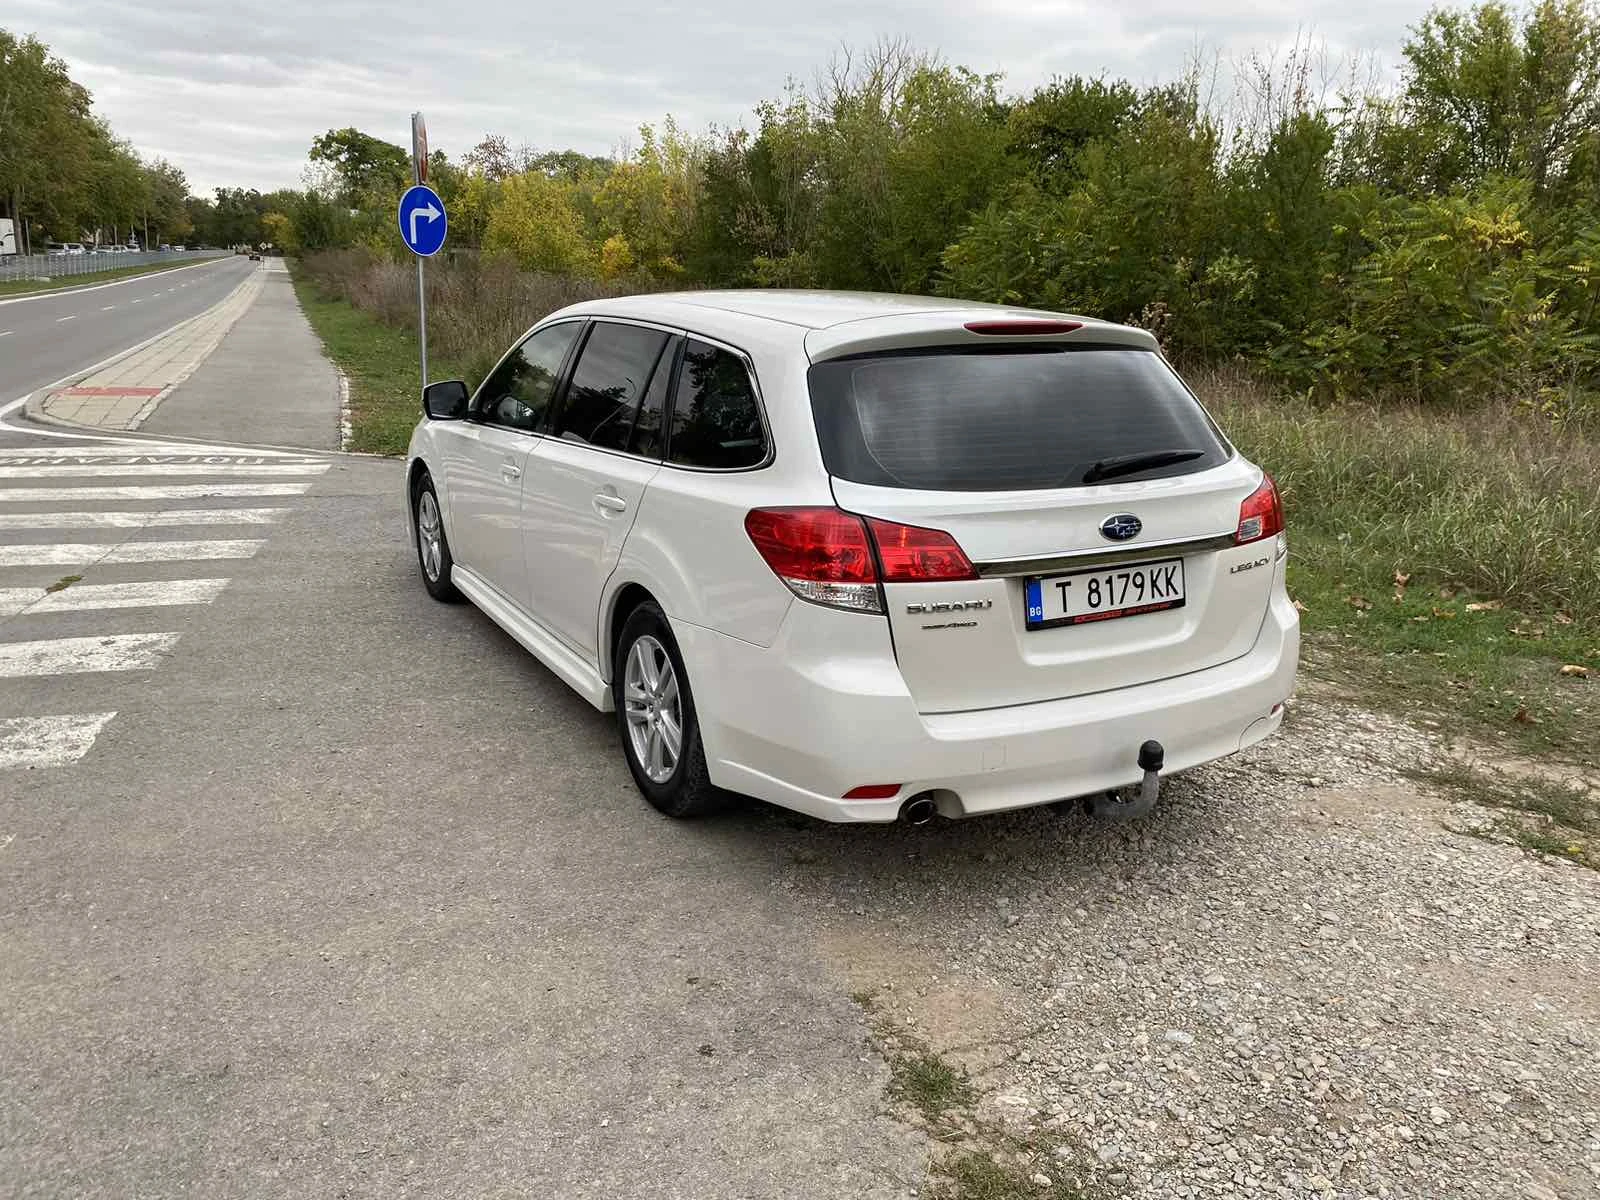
[0,30,299,250]
[10,3,1597,412]
[287,1,1599,413]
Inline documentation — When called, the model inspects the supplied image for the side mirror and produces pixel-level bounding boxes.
[423,379,469,420]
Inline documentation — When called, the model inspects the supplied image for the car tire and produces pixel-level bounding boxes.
[412,471,461,603]
[613,602,727,818]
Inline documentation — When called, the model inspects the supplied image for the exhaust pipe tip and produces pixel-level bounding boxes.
[899,794,938,826]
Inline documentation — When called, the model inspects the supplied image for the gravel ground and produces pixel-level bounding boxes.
[756,693,1600,1199]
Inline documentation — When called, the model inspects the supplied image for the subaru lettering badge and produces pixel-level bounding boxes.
[1099,513,1142,541]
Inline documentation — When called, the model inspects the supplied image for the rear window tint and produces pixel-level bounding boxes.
[807,348,1230,492]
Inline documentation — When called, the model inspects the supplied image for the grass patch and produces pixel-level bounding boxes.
[888,1050,977,1118]
[1415,761,1597,869]
[43,575,82,594]
[848,993,1098,1199]
[289,266,470,455]
[0,258,226,297]
[1198,367,1599,766]
[934,1149,1092,1200]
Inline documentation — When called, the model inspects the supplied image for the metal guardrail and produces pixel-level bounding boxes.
[0,248,232,285]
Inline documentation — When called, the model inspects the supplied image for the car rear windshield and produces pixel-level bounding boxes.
[807,347,1231,492]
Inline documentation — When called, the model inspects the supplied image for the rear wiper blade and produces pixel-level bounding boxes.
[1081,449,1206,484]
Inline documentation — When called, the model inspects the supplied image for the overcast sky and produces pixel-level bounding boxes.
[12,0,1436,197]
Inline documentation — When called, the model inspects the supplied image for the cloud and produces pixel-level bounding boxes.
[10,0,1431,195]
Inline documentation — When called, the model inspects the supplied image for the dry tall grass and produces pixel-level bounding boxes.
[1193,365,1600,622]
[300,250,648,385]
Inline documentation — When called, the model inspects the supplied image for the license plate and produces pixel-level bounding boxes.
[1025,558,1186,630]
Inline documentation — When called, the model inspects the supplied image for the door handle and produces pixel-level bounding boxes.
[501,463,522,481]
[593,492,629,515]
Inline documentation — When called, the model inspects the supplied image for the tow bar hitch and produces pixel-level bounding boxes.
[1091,740,1165,821]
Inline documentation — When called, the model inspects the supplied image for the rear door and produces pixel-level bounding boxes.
[810,344,1278,714]
[525,320,677,662]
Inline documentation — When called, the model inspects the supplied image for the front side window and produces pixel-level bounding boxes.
[554,322,672,453]
[667,340,767,470]
[474,321,582,432]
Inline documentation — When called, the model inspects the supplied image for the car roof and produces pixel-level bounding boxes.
[551,289,1156,361]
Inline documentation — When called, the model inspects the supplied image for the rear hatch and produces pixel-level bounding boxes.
[807,326,1279,714]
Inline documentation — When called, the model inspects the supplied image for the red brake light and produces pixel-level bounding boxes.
[1235,475,1284,545]
[963,319,1083,336]
[865,518,978,582]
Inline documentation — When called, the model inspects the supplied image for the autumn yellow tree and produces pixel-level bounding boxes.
[594,118,703,280]
[484,171,595,275]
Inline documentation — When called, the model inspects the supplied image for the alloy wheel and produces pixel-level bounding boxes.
[623,634,682,784]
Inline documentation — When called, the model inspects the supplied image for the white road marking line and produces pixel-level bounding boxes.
[0,483,311,502]
[0,540,263,567]
[0,446,325,459]
[0,508,286,530]
[56,315,77,322]
[0,463,329,479]
[0,633,180,678]
[102,305,116,311]
[130,298,142,304]
[0,713,117,769]
[0,331,12,338]
[0,579,230,619]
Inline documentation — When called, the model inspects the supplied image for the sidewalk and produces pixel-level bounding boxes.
[33,272,263,431]
[27,262,343,452]
[141,265,341,450]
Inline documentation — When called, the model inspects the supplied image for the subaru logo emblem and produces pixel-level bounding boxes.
[1100,514,1142,541]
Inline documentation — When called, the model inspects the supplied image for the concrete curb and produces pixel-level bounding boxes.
[337,369,353,452]
[23,272,262,435]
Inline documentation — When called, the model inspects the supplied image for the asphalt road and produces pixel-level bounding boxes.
[0,257,257,405]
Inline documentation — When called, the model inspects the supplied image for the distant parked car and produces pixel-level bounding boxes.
[159,243,173,251]
[61,242,86,255]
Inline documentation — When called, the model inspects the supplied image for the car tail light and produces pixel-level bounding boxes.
[1235,474,1284,545]
[745,509,979,612]
[963,319,1083,335]
[745,507,882,613]
[843,784,901,800]
[865,518,978,582]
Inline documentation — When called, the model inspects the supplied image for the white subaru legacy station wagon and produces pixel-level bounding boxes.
[405,291,1299,824]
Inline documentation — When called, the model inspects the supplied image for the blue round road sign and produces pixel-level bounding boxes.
[398,184,447,257]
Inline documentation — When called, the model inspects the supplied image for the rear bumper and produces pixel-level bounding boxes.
[675,587,1300,823]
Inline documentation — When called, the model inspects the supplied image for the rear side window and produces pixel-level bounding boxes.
[807,348,1230,491]
[667,340,767,470]
[554,321,672,452]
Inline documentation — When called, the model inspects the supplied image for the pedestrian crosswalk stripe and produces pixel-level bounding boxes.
[0,508,287,530]
[0,633,181,677]
[0,483,311,502]
[0,540,264,567]
[0,579,230,619]
[0,463,330,479]
[0,713,117,769]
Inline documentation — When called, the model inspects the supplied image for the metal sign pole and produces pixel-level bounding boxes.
[417,256,429,388]
[413,111,429,392]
